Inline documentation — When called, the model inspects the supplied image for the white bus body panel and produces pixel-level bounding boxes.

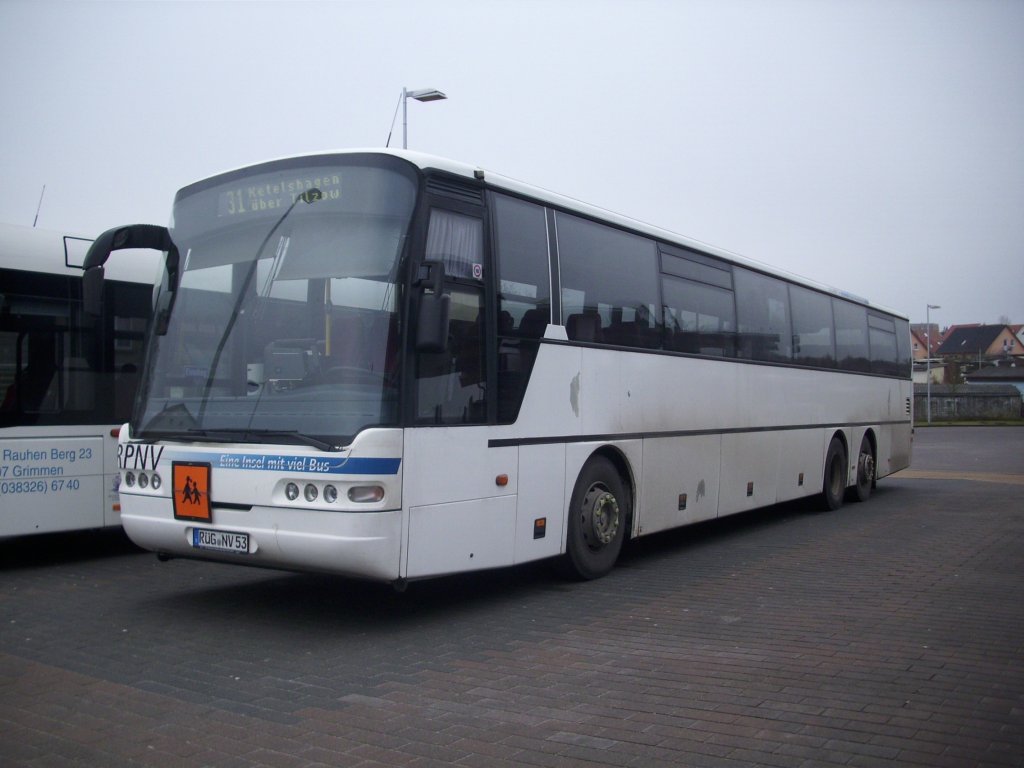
[1,425,120,537]
[117,428,405,580]
[501,341,912,547]
[515,443,566,562]
[402,427,517,579]
[641,435,722,533]
[406,495,517,578]
[398,337,911,581]
[122,497,403,581]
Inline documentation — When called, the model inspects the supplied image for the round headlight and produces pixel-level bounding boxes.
[285,482,299,501]
[304,484,318,502]
[124,471,136,488]
[138,472,149,489]
[150,473,162,490]
[324,485,338,504]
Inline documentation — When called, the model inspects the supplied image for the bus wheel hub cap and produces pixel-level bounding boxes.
[583,487,620,546]
[859,453,875,485]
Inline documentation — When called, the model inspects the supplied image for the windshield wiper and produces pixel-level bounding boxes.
[197,188,323,424]
[139,429,226,444]
[233,430,338,452]
[139,428,338,452]
[193,428,337,452]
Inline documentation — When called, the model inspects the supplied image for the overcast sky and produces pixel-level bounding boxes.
[1,0,1021,327]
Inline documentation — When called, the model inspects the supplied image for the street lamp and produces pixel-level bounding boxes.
[402,87,447,149]
[926,304,941,424]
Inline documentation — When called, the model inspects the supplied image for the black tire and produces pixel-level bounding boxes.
[822,437,847,511]
[564,456,628,580]
[849,433,875,503]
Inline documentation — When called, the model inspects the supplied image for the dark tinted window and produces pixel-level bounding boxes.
[1,270,149,427]
[894,317,911,378]
[557,213,660,349]
[735,269,792,361]
[868,313,899,376]
[493,194,550,337]
[660,247,733,289]
[492,194,550,422]
[415,287,486,424]
[790,285,835,367]
[662,276,736,357]
[833,299,870,372]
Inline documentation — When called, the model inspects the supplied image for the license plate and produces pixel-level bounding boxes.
[192,527,249,554]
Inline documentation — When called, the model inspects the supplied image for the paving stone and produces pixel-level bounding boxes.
[1,427,1022,766]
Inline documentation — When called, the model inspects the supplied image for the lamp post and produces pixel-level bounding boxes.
[402,87,447,149]
[926,304,940,424]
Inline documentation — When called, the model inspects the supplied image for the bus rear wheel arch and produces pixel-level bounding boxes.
[564,454,631,580]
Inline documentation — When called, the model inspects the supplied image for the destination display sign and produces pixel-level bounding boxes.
[217,172,342,218]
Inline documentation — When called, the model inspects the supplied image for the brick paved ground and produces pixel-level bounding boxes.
[1,427,1022,767]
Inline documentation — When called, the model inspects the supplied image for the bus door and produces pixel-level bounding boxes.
[403,193,518,578]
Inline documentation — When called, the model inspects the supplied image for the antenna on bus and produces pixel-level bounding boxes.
[33,185,46,228]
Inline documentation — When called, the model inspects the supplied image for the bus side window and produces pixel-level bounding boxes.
[735,268,792,362]
[790,285,835,368]
[2,331,59,414]
[834,299,870,372]
[415,288,486,424]
[556,212,661,348]
[425,209,484,280]
[493,194,550,422]
[661,276,736,357]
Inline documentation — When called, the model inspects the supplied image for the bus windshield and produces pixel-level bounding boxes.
[134,155,418,447]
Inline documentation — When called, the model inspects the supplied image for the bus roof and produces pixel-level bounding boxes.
[190,149,906,319]
[0,221,161,286]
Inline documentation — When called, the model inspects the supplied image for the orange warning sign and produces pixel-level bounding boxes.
[172,462,212,522]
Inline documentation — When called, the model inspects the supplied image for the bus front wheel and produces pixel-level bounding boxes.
[822,437,847,511]
[564,456,627,580]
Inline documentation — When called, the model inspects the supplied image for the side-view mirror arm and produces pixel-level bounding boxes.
[83,224,179,316]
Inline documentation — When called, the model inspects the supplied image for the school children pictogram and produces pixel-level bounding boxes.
[180,476,201,505]
[172,462,211,521]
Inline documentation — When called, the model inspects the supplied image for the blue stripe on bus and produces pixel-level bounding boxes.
[165,451,401,475]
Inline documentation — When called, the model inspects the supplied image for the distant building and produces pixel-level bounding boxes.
[937,324,1022,361]
[929,324,1021,385]
[965,362,1024,397]
[910,328,930,361]
[910,326,944,384]
[910,324,942,359]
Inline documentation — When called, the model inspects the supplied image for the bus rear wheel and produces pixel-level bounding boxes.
[564,456,627,580]
[850,434,875,503]
[822,437,847,511]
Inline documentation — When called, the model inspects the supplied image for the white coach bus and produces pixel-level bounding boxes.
[82,150,912,584]
[1,223,155,537]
